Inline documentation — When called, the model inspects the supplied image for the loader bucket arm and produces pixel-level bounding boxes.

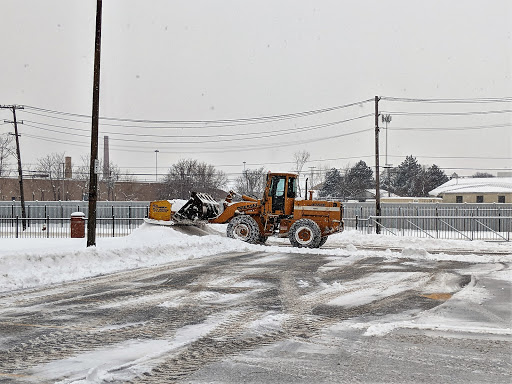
[174,192,221,221]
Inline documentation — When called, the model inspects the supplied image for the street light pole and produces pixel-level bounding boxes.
[381,114,392,197]
[154,150,159,181]
[243,161,248,194]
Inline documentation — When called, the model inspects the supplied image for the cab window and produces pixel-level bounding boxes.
[273,177,285,197]
[287,177,297,198]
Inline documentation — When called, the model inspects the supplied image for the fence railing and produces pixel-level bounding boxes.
[0,216,145,239]
[0,201,150,220]
[1,201,511,242]
[346,215,511,242]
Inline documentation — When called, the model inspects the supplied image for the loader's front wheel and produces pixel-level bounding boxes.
[227,215,260,244]
[288,219,322,248]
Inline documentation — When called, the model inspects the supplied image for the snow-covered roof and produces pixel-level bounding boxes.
[366,189,399,198]
[429,177,512,196]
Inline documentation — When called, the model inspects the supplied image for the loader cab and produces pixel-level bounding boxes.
[266,173,297,216]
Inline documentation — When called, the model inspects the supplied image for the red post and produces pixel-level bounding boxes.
[71,212,86,238]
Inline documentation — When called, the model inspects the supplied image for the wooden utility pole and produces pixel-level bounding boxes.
[87,0,103,247]
[374,96,381,234]
[1,105,27,230]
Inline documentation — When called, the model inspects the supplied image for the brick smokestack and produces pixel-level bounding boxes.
[65,156,72,178]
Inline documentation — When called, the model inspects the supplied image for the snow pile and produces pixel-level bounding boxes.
[0,224,254,293]
[0,224,510,293]
[326,229,511,253]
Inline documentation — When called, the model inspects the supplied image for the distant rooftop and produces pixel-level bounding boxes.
[429,177,512,196]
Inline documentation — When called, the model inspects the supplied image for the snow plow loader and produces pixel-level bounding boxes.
[146,172,344,248]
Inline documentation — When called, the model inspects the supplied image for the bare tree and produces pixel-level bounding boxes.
[161,159,228,199]
[293,150,310,195]
[235,167,267,197]
[74,155,127,200]
[0,133,14,177]
[103,161,121,201]
[36,152,66,200]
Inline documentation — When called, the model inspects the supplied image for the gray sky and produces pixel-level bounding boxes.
[1,0,511,184]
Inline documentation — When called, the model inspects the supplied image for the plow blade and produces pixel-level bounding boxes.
[175,192,221,222]
[146,193,220,226]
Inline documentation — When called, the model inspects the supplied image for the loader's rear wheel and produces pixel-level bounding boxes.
[288,219,322,248]
[319,236,328,247]
[227,215,260,244]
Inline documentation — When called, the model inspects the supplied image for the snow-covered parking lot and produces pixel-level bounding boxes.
[0,224,510,383]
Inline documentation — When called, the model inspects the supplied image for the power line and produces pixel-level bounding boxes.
[389,123,511,131]
[22,114,372,141]
[22,126,374,152]
[381,109,512,116]
[23,98,373,125]
[381,96,512,104]
[388,155,511,160]
[21,109,368,130]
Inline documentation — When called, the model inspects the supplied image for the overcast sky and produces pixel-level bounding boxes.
[1,0,511,184]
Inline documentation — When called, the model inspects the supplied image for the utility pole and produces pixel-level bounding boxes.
[374,96,381,234]
[1,105,26,230]
[87,0,103,247]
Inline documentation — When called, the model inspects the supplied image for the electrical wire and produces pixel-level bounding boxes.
[23,99,373,125]
[381,109,512,116]
[22,126,373,153]
[22,114,372,140]
[388,123,511,131]
[381,96,512,104]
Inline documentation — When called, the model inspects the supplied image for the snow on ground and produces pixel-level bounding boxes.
[0,224,510,293]
[35,311,236,384]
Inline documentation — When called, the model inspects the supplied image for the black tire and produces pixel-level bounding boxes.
[319,236,328,247]
[288,219,322,248]
[227,215,260,244]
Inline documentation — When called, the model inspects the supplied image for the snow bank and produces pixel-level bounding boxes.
[327,229,511,253]
[0,224,510,293]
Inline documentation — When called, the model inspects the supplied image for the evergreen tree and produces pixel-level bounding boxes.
[319,168,343,198]
[393,155,424,197]
[343,160,374,200]
[423,164,449,195]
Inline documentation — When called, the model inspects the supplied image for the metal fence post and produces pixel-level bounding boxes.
[498,207,501,233]
[46,215,50,238]
[435,207,439,238]
[470,212,474,240]
[112,215,115,237]
[15,216,19,238]
[355,215,358,230]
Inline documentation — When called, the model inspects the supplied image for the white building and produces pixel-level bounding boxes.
[429,178,512,203]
